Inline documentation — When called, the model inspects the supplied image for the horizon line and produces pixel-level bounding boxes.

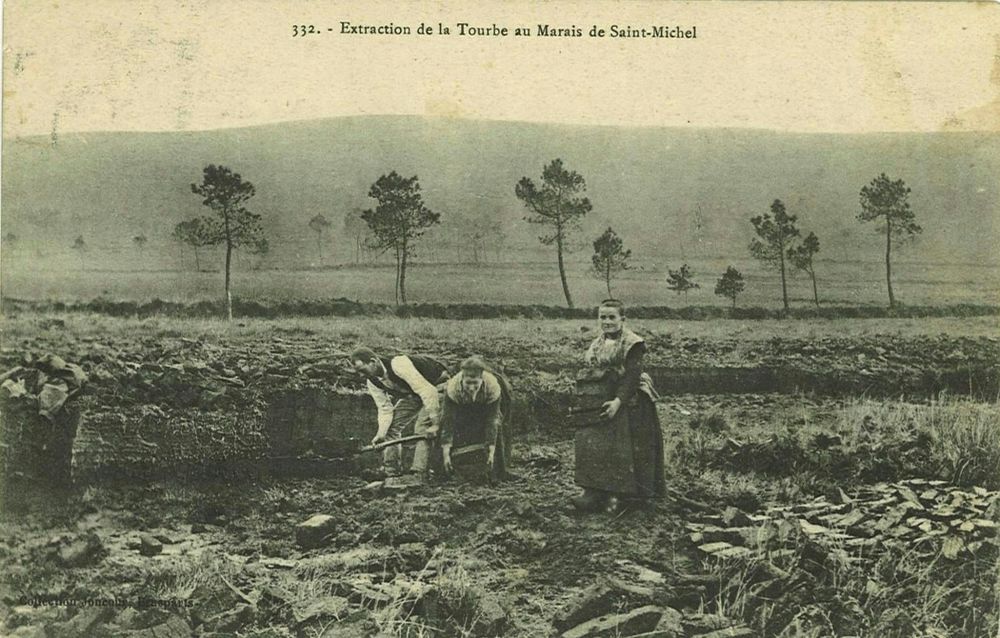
[5,113,997,142]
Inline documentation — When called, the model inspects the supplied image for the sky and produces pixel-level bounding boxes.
[2,0,999,137]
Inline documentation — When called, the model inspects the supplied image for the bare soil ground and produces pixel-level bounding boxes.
[1,313,997,637]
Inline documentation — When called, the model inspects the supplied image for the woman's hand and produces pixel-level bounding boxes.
[601,397,622,420]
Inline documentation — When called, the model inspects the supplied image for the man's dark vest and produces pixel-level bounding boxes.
[371,355,449,400]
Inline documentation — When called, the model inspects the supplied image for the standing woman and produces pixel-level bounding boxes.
[572,299,665,513]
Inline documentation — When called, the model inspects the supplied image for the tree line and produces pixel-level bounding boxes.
[61,160,920,320]
[523,163,920,312]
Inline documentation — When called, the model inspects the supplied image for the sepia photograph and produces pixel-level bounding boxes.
[1,1,998,636]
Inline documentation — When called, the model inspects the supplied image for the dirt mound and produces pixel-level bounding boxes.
[0,353,89,506]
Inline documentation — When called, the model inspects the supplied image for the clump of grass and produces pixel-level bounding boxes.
[702,520,996,638]
[370,547,494,638]
[688,410,730,434]
[146,549,246,601]
[862,539,997,637]
[929,399,1000,489]
[425,562,492,638]
[840,395,1000,489]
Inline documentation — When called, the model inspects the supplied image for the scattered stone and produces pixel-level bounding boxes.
[189,583,245,628]
[662,583,706,610]
[334,531,358,546]
[561,605,664,638]
[473,593,510,636]
[153,533,176,545]
[652,606,684,637]
[139,533,163,556]
[3,605,64,631]
[503,528,547,556]
[344,574,394,606]
[614,560,666,586]
[55,532,105,567]
[681,613,736,635]
[298,611,370,638]
[396,542,430,571]
[203,603,255,633]
[721,507,751,527]
[553,583,619,631]
[261,557,298,569]
[827,487,853,505]
[295,514,337,549]
[118,609,191,638]
[294,595,350,625]
[47,607,116,638]
[298,546,394,573]
[521,445,561,470]
[607,576,656,603]
[691,627,755,638]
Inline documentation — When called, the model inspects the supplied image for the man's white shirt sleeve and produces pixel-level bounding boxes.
[366,378,396,437]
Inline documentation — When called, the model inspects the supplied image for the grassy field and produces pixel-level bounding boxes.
[4,312,999,349]
[3,256,999,308]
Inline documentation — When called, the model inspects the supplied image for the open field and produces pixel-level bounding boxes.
[3,257,999,308]
[3,312,1000,350]
[1,310,998,637]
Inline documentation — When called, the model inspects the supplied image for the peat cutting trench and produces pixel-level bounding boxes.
[2,356,997,487]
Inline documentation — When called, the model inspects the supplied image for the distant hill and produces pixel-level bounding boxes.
[3,116,998,269]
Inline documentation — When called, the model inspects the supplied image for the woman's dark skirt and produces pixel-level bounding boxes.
[574,394,665,499]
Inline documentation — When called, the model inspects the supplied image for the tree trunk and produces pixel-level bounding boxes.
[224,209,233,321]
[731,295,736,308]
[193,247,201,272]
[605,268,612,298]
[399,245,408,305]
[811,268,820,307]
[556,230,573,308]
[885,221,895,308]
[316,233,322,265]
[394,248,401,305]
[778,243,789,312]
[224,240,233,321]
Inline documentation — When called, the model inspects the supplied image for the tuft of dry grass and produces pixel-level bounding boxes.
[840,395,1000,489]
[147,549,246,601]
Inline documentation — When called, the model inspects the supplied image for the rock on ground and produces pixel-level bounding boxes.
[561,605,664,638]
[295,514,337,549]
